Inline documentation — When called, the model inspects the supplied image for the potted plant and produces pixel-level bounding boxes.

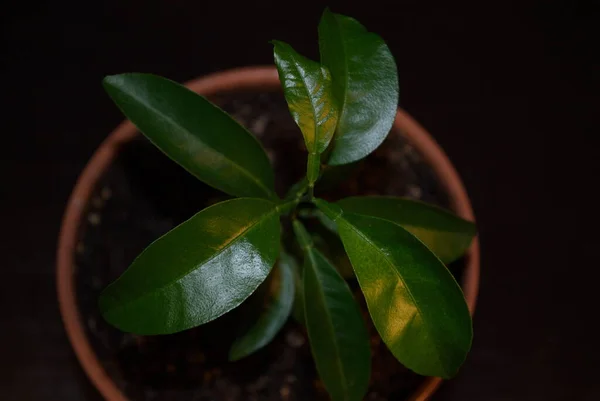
[58,8,479,401]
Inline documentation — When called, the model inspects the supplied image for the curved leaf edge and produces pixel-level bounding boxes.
[337,195,477,263]
[103,73,278,200]
[228,248,296,361]
[99,197,281,335]
[293,220,371,400]
[319,9,399,166]
[314,198,473,378]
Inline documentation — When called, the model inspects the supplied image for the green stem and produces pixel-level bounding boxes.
[284,178,309,201]
[277,199,300,216]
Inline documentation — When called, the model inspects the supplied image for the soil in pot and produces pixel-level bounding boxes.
[75,90,467,401]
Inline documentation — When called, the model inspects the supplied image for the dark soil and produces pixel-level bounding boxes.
[75,90,466,401]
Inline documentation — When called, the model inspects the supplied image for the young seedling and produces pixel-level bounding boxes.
[99,8,476,401]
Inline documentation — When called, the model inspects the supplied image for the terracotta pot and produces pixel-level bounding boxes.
[57,66,480,401]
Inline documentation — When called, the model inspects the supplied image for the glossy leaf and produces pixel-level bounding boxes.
[293,220,370,401]
[319,9,399,165]
[229,249,295,361]
[299,214,353,279]
[99,198,281,335]
[103,73,276,199]
[312,228,355,280]
[315,199,472,378]
[338,196,476,263]
[290,252,306,324]
[313,208,338,234]
[272,41,338,184]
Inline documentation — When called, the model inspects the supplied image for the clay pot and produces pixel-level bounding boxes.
[57,66,480,401]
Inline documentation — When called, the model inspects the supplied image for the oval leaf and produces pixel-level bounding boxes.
[229,249,295,361]
[312,233,354,280]
[103,73,276,199]
[338,196,476,263]
[315,199,472,378]
[293,220,370,401]
[272,41,338,155]
[319,9,399,165]
[290,254,306,324]
[99,198,281,335]
[306,216,354,279]
[273,41,339,184]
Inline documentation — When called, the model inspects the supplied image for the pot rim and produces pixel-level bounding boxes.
[56,65,480,401]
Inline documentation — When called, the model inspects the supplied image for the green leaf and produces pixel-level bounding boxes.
[99,198,281,335]
[272,43,338,152]
[319,9,399,165]
[296,212,353,279]
[290,252,306,324]
[272,40,339,184]
[311,223,355,280]
[103,73,276,199]
[315,199,472,378]
[293,220,370,401]
[338,196,476,263]
[229,249,295,361]
[313,208,339,234]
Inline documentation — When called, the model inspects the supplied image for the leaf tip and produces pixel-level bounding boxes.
[270,39,290,52]
[101,74,117,90]
[97,289,124,331]
[228,346,244,362]
[97,288,111,315]
[102,72,127,84]
[102,73,133,95]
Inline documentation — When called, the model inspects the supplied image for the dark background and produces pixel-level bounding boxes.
[2,0,598,400]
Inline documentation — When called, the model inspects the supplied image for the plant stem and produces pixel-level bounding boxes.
[284,178,309,201]
[277,199,300,216]
[308,184,315,200]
